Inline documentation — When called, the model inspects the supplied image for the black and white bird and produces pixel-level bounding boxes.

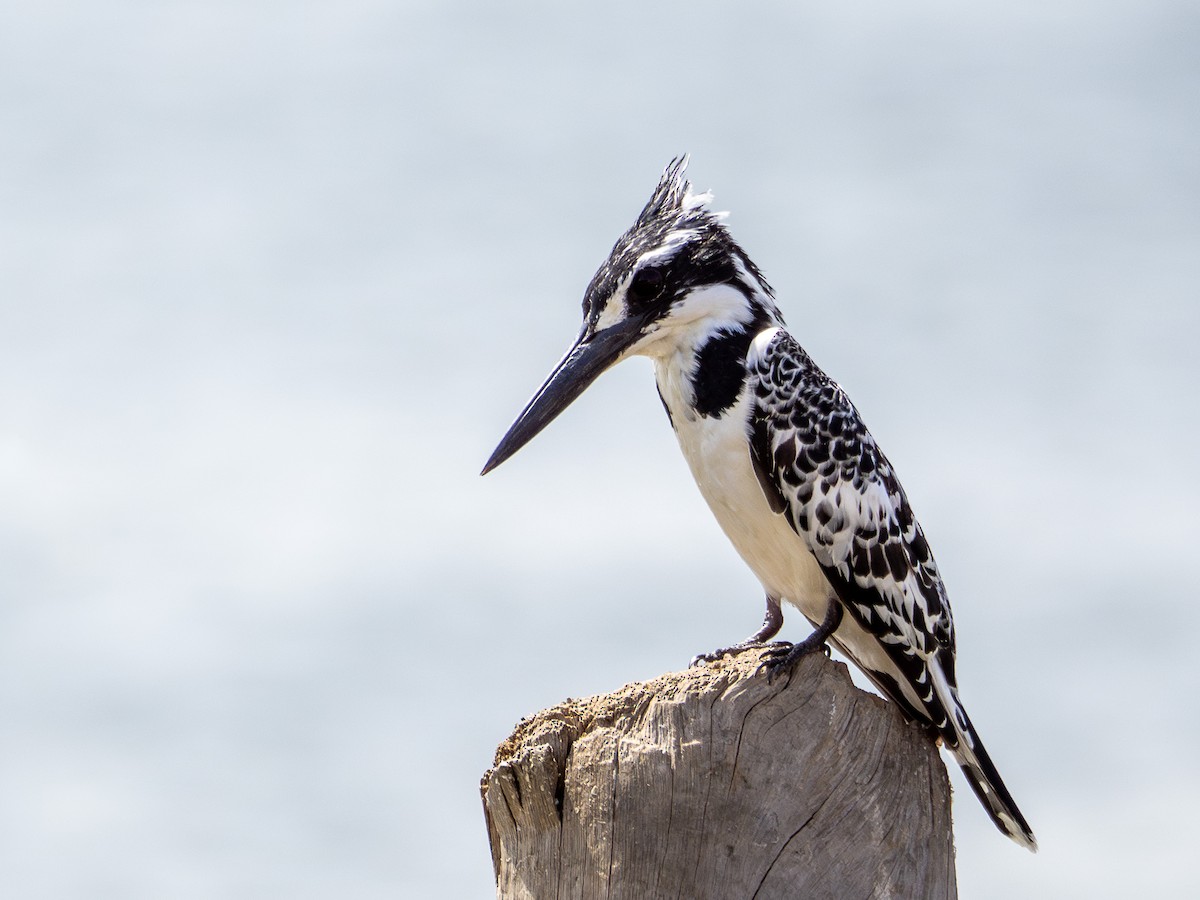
[482,158,1036,851]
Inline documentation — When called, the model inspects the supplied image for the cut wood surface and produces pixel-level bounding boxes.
[481,651,956,900]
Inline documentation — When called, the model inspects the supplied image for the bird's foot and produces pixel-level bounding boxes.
[753,597,844,684]
[692,595,787,668]
[691,639,791,668]
[753,637,833,683]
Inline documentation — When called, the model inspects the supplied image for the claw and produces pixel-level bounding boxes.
[692,639,789,668]
[751,598,843,683]
[752,642,794,681]
[693,595,787,668]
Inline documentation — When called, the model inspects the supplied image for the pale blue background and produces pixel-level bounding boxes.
[2,1,1197,897]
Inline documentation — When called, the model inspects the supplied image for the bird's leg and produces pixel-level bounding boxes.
[691,595,787,666]
[755,596,844,683]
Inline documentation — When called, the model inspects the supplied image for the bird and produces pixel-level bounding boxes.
[481,157,1036,851]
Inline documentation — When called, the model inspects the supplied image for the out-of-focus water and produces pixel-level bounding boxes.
[1,1,1197,897]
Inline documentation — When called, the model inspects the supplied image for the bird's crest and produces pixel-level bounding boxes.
[635,156,716,228]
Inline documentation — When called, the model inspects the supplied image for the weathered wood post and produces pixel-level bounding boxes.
[481,651,956,899]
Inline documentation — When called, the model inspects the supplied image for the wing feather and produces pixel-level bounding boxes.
[746,329,955,722]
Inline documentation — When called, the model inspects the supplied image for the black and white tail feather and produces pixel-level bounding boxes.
[483,157,1037,851]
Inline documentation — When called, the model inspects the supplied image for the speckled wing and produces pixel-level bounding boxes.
[746,328,957,728]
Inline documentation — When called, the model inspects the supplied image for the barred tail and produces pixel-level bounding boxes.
[930,664,1038,851]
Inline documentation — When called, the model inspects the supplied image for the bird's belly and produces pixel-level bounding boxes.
[673,408,923,709]
[672,402,832,624]
[659,380,923,713]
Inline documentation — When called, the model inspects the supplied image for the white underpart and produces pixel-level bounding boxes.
[661,378,834,619]
[642,320,928,715]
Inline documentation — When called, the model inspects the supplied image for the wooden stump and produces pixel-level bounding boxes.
[481,651,956,900]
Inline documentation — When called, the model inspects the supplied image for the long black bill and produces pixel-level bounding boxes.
[481,318,644,475]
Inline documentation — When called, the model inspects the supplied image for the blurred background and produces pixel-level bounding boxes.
[2,1,1197,896]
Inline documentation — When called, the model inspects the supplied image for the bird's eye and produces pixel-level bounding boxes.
[627,266,666,307]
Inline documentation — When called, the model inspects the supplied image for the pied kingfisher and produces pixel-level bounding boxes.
[482,158,1036,851]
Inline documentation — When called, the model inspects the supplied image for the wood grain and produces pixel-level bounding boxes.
[482,651,956,899]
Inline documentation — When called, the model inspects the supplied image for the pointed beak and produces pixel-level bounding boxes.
[481,318,644,475]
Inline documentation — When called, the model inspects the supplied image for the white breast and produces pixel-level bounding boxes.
[653,356,833,624]
[651,349,928,714]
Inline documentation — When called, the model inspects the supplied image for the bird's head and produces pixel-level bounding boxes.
[482,156,781,475]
